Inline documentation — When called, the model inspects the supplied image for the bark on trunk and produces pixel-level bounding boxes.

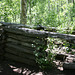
[20,0,27,25]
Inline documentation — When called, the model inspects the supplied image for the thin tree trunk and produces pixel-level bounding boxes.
[20,0,27,25]
[48,0,50,12]
[29,0,32,25]
[71,0,75,21]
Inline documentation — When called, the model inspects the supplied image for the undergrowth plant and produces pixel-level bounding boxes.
[34,38,55,70]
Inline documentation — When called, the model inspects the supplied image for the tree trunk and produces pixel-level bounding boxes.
[20,0,27,25]
[29,0,32,25]
[48,0,50,12]
[71,0,75,21]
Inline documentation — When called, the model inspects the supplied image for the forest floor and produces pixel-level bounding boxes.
[0,59,75,75]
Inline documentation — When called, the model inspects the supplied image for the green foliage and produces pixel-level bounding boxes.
[0,0,20,23]
[34,39,55,70]
[0,0,75,32]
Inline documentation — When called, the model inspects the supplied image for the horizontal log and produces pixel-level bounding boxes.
[5,45,44,60]
[34,25,57,32]
[47,32,75,41]
[63,62,75,70]
[2,22,75,41]
[0,22,57,32]
[4,53,36,66]
[6,43,35,55]
[6,38,37,48]
[7,33,46,45]
[0,22,32,28]
[5,48,35,60]
[4,28,47,38]
[5,27,75,41]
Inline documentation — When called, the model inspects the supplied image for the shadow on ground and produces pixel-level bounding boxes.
[0,59,75,75]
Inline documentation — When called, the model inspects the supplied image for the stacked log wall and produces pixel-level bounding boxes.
[0,22,75,68]
[3,27,47,66]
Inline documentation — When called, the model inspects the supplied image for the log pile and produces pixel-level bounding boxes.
[3,27,47,66]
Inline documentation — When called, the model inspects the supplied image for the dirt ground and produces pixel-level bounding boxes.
[0,59,75,75]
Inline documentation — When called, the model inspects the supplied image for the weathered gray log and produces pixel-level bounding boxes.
[63,62,75,70]
[4,53,36,66]
[47,32,75,41]
[0,22,30,28]
[6,33,45,45]
[4,28,47,38]
[5,48,35,60]
[6,43,34,54]
[5,27,75,41]
[0,22,57,31]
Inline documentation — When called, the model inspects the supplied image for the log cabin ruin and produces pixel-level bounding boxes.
[0,22,75,70]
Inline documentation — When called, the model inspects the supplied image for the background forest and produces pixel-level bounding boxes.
[0,0,75,33]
